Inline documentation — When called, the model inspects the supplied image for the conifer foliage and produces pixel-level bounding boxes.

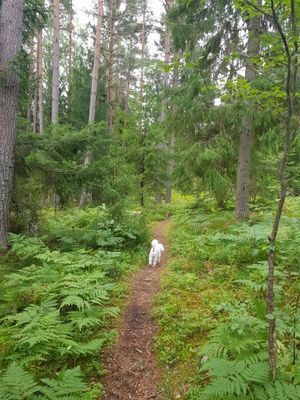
[0,0,299,398]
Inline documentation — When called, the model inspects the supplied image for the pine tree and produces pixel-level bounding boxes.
[51,0,60,124]
[235,8,261,220]
[0,0,24,250]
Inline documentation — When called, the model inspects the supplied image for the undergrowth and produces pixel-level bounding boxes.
[0,206,148,399]
[154,197,300,400]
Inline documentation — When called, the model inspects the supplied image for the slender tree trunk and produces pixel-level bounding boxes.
[107,0,115,135]
[89,0,103,124]
[0,0,24,250]
[79,0,104,208]
[51,0,60,124]
[79,150,93,208]
[112,37,120,132]
[156,0,173,203]
[68,0,73,101]
[33,39,38,134]
[139,3,146,207]
[266,0,297,381]
[123,36,133,131]
[32,85,38,133]
[37,29,44,134]
[113,76,120,131]
[27,37,35,131]
[165,133,175,203]
[235,13,260,219]
[165,64,178,204]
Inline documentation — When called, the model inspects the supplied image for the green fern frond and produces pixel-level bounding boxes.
[70,338,106,356]
[68,310,103,331]
[60,295,90,311]
[0,362,41,400]
[40,367,87,399]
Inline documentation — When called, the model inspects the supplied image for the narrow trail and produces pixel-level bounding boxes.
[102,220,171,400]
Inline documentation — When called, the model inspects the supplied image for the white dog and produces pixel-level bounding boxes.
[148,239,164,267]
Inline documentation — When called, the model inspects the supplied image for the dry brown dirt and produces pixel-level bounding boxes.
[102,220,171,400]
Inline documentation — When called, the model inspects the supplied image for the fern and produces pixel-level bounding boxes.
[39,367,87,399]
[0,364,88,400]
[197,358,300,400]
[0,362,41,400]
[68,310,103,331]
[60,295,91,311]
[3,299,74,356]
[203,314,267,358]
[70,338,107,356]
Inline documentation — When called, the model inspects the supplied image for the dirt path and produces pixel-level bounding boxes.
[102,220,171,400]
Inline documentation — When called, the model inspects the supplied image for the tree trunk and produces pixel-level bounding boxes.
[32,85,38,133]
[26,37,35,131]
[107,0,115,135]
[165,63,178,204]
[165,133,175,203]
[79,150,93,208]
[51,0,60,124]
[112,37,120,132]
[89,0,103,124]
[68,0,73,102]
[0,0,24,250]
[33,40,38,134]
[79,0,104,208]
[156,0,173,203]
[37,29,44,134]
[235,13,260,219]
[139,3,146,207]
[123,36,133,131]
[266,0,297,381]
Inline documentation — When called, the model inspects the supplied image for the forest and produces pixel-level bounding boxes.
[0,0,299,399]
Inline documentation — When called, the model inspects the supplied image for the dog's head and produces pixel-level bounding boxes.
[151,239,158,247]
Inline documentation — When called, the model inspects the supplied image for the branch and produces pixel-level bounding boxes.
[243,0,273,19]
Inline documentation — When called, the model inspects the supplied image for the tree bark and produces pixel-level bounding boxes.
[107,0,116,135]
[67,0,73,102]
[79,0,104,208]
[89,0,103,124]
[165,64,178,204]
[37,29,44,134]
[123,36,133,131]
[32,83,38,133]
[0,0,24,250]
[266,0,297,381]
[51,0,60,124]
[26,37,35,131]
[156,0,173,203]
[33,40,38,134]
[79,150,93,208]
[139,3,146,207]
[235,13,260,219]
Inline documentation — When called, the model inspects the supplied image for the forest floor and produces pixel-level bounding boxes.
[102,220,171,400]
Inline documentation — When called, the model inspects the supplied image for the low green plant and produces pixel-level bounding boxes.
[0,205,149,399]
[154,199,300,399]
[0,363,89,400]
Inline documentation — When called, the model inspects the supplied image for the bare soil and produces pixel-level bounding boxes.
[102,220,171,400]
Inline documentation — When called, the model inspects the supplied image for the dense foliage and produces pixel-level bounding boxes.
[0,207,148,399]
[154,198,300,399]
[0,0,299,398]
